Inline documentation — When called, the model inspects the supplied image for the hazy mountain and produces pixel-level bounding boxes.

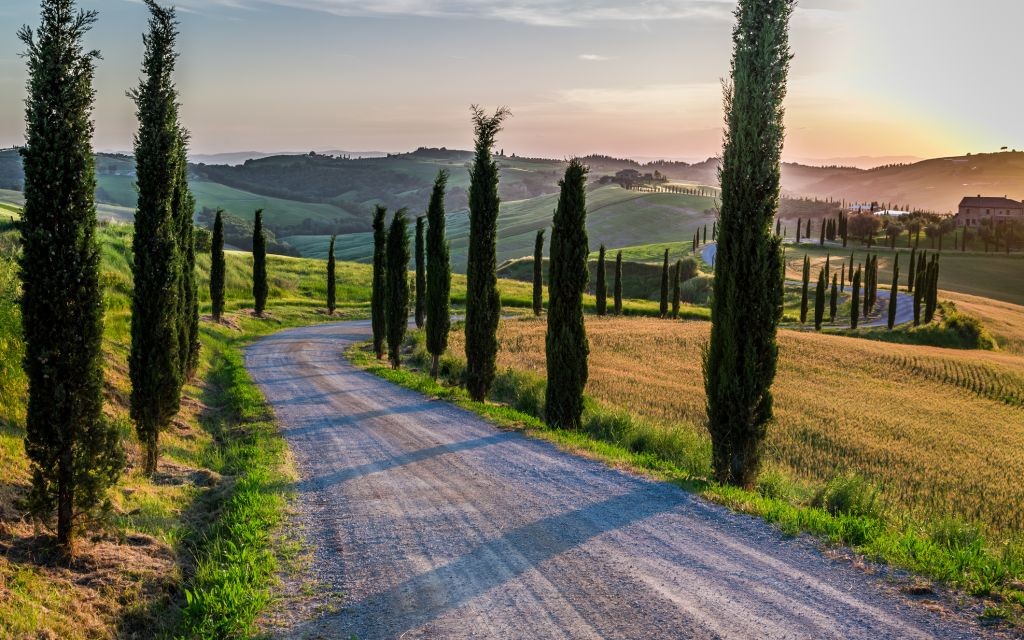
[189,150,389,166]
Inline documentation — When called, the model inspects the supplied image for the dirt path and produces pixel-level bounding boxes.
[247,321,996,639]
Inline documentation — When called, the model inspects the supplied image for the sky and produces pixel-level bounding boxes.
[0,0,1020,163]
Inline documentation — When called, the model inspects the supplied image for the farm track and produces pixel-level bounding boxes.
[247,321,1004,639]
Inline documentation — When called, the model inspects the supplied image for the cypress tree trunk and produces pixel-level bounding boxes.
[252,209,268,316]
[814,268,825,331]
[703,0,792,489]
[210,209,226,322]
[130,0,186,477]
[414,217,426,329]
[425,170,451,379]
[799,254,810,324]
[850,267,861,329]
[829,274,838,321]
[326,234,337,316]
[19,1,122,552]
[545,159,590,430]
[465,106,510,402]
[660,249,670,318]
[887,252,900,330]
[371,205,388,359]
[386,210,411,369]
[533,229,544,316]
[596,245,607,316]
[672,260,681,319]
[614,251,623,315]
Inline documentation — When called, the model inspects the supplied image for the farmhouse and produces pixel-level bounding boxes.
[956,196,1024,226]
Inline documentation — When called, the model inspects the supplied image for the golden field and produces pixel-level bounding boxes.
[451,316,1024,534]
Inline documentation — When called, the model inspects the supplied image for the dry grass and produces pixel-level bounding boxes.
[452,316,1024,535]
[943,291,1024,355]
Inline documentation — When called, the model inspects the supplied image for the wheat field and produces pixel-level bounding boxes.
[451,316,1024,534]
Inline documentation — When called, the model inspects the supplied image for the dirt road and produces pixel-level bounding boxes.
[247,321,993,639]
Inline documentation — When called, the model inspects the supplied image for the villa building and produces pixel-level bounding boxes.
[956,196,1024,226]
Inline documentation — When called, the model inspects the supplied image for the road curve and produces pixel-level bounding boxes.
[246,321,990,640]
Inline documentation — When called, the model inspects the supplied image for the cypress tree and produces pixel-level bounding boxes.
[596,245,608,316]
[840,262,846,292]
[130,0,185,476]
[796,217,802,243]
[386,210,411,369]
[851,267,861,329]
[425,170,451,379]
[19,0,122,551]
[829,274,838,321]
[326,234,337,316]
[703,0,792,488]
[887,252,900,330]
[799,254,810,324]
[613,251,624,314]
[414,216,426,328]
[907,247,917,292]
[814,268,826,331]
[173,129,199,378]
[824,252,831,283]
[672,260,682,319]
[703,225,708,245]
[775,218,780,237]
[371,204,388,359]
[465,106,510,401]
[925,256,940,323]
[545,159,590,430]
[913,269,925,326]
[252,209,268,315]
[210,208,225,322]
[806,219,813,242]
[819,217,826,245]
[533,229,545,316]
[660,249,670,318]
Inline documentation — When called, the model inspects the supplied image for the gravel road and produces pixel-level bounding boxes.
[247,321,998,640]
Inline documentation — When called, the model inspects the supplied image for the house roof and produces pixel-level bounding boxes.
[959,196,1023,209]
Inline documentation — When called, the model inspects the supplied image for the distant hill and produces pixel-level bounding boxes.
[189,149,388,166]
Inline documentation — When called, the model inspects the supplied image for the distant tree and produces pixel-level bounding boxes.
[907,248,916,293]
[913,268,924,326]
[850,266,861,329]
[210,209,225,322]
[848,213,881,246]
[386,209,410,368]
[886,222,903,249]
[796,217,802,243]
[425,170,451,379]
[887,252,900,330]
[596,244,608,316]
[672,260,682,319]
[660,249,670,317]
[703,224,708,245]
[814,268,826,330]
[703,0,792,488]
[819,218,826,246]
[414,216,426,328]
[19,0,122,551]
[829,274,838,321]
[252,209,268,315]
[533,229,545,316]
[326,234,336,316]
[613,251,623,314]
[924,255,939,323]
[545,159,590,429]
[464,106,510,402]
[775,218,781,237]
[172,129,199,378]
[799,254,810,324]
[371,204,388,359]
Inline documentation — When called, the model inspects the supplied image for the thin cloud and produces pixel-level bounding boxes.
[579,54,611,62]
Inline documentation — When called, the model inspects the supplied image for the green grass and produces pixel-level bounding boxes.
[350,330,1024,622]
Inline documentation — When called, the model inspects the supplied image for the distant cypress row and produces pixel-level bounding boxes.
[385,209,410,368]
[824,253,831,284]
[814,268,826,331]
[672,260,681,319]
[596,244,607,316]
[414,216,426,328]
[829,274,838,321]
[660,249,670,318]
[887,252,900,330]
[533,229,544,316]
[799,254,810,324]
[371,204,388,359]
[210,208,225,322]
[425,169,451,379]
[613,251,623,315]
[326,234,337,316]
[252,209,268,315]
[850,266,861,329]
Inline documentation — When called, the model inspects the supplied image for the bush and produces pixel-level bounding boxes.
[680,275,713,305]
[812,473,882,519]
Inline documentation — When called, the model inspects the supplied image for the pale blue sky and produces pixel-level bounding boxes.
[0,0,1019,161]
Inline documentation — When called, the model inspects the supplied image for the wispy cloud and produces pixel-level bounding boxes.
[172,0,736,27]
[578,54,611,62]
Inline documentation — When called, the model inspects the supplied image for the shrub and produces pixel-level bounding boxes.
[812,473,882,520]
[680,275,713,305]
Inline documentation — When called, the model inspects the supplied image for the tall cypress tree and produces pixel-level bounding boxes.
[814,268,826,331]
[130,0,185,476]
[414,216,426,329]
[796,217,802,243]
[19,0,122,551]
[386,210,411,369]
[907,247,916,292]
[252,209,268,315]
[799,254,810,324]
[925,256,940,323]
[660,249,670,318]
[210,208,225,322]
[829,274,838,321]
[704,0,792,488]
[425,170,451,379]
[371,204,388,359]
[887,252,900,330]
[172,129,198,378]
[819,218,826,245]
[533,229,544,316]
[545,159,590,430]
[850,267,861,329]
[672,260,682,319]
[596,245,608,316]
[614,251,623,315]
[464,106,510,402]
[326,234,337,316]
[913,269,925,326]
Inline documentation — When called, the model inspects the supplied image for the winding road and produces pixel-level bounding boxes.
[246,321,995,639]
